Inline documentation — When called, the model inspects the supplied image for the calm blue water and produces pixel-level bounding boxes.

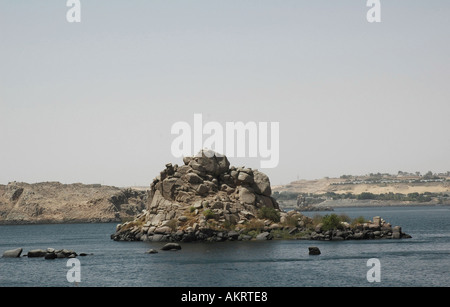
[0,206,449,287]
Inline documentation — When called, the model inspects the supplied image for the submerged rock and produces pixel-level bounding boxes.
[308,247,321,255]
[161,243,182,251]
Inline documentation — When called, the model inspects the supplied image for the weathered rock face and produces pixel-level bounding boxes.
[111,150,280,242]
[146,150,276,211]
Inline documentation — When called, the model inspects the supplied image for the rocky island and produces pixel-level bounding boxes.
[111,150,411,242]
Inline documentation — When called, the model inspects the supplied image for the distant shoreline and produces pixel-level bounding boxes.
[273,174,450,211]
[273,174,450,195]
[278,199,450,210]
[2,202,449,226]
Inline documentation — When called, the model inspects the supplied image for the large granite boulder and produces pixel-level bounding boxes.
[252,170,271,196]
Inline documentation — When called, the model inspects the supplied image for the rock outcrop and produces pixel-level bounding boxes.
[111,151,412,242]
[305,216,412,241]
[1,247,86,259]
[111,150,280,242]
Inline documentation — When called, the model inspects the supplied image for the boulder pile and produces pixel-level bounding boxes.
[307,216,412,240]
[111,150,280,242]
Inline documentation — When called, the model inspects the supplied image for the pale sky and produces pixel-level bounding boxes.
[1,1,449,187]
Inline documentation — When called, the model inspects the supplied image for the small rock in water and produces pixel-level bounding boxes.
[2,248,23,258]
[308,247,321,255]
[161,243,182,251]
[146,249,159,254]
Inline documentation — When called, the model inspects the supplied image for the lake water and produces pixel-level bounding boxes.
[0,206,449,287]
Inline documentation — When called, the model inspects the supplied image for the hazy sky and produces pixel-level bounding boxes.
[1,1,449,187]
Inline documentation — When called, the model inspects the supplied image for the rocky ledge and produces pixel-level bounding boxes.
[303,215,412,240]
[2,247,90,259]
[111,151,411,242]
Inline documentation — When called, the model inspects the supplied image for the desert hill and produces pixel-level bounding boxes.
[273,173,450,208]
[0,181,147,224]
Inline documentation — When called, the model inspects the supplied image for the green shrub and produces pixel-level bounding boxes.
[321,214,343,231]
[257,207,280,222]
[246,230,260,238]
[312,214,323,227]
[203,209,216,220]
